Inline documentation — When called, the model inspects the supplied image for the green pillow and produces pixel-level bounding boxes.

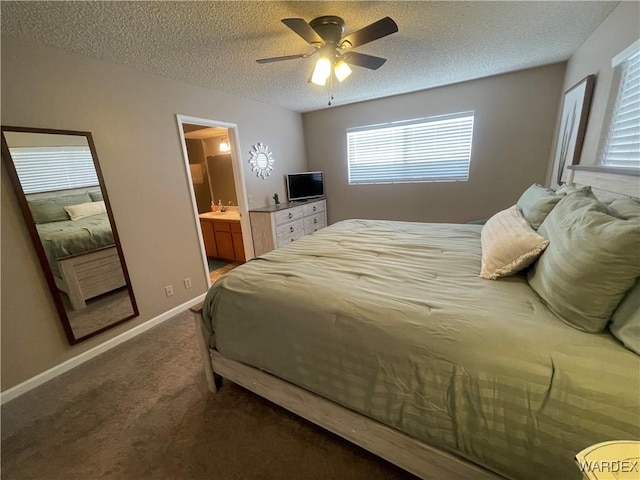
[527,193,640,333]
[608,197,640,220]
[27,193,92,224]
[517,184,564,230]
[610,279,640,355]
[555,184,597,198]
[89,191,103,202]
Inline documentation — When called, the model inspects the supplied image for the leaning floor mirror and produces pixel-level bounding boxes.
[1,126,138,344]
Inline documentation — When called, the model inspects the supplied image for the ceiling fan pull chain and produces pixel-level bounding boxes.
[328,71,334,106]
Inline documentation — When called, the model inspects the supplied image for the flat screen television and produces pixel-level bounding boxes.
[286,171,324,202]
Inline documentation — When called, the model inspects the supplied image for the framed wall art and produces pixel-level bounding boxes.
[551,75,595,185]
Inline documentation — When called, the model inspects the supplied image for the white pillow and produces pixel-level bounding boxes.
[64,201,107,221]
[480,205,549,280]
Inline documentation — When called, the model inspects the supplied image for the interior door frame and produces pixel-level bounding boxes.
[175,114,254,287]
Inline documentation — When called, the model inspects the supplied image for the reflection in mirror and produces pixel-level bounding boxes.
[1,127,138,344]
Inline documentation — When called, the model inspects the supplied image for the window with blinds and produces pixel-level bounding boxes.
[347,112,474,185]
[11,146,99,194]
[601,40,640,169]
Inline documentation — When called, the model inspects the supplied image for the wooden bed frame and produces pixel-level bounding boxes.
[191,168,638,479]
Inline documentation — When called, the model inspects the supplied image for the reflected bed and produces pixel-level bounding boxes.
[27,191,125,311]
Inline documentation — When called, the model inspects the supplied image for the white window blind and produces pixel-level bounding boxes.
[347,112,474,185]
[11,146,99,194]
[601,41,640,168]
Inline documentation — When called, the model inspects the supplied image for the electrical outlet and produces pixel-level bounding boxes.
[184,277,192,289]
[248,194,253,204]
[164,285,174,297]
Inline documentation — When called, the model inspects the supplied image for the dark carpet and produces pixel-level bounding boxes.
[1,311,416,480]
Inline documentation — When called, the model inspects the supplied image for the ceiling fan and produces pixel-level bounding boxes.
[256,16,398,86]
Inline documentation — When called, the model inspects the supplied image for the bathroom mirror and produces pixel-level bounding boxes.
[249,142,275,179]
[1,126,138,345]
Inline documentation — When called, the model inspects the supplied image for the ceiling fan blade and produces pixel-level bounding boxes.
[339,16,398,49]
[343,52,387,70]
[256,53,311,64]
[281,18,325,46]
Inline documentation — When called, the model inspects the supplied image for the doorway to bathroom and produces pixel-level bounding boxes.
[176,115,253,286]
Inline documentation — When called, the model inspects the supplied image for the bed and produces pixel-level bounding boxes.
[28,189,125,310]
[192,170,640,479]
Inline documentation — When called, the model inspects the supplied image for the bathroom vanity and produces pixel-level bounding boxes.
[199,211,245,262]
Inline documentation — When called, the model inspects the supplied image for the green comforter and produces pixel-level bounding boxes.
[36,213,114,276]
[202,219,640,479]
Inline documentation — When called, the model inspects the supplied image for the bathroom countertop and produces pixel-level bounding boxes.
[199,211,241,221]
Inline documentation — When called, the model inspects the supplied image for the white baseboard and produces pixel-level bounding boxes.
[0,293,207,405]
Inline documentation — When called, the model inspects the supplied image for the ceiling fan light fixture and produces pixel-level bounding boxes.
[334,60,352,82]
[311,57,332,86]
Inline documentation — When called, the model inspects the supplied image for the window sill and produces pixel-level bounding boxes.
[567,165,640,177]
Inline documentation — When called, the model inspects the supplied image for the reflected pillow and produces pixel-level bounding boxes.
[480,205,549,280]
[527,193,640,333]
[28,193,92,224]
[89,191,103,202]
[64,201,107,221]
[517,184,564,230]
[610,279,640,355]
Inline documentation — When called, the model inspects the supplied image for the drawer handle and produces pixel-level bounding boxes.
[290,226,294,233]
[290,238,294,242]
[288,212,293,219]
[313,206,317,212]
[313,218,318,224]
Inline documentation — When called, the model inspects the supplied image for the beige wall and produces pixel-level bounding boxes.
[303,64,566,224]
[1,36,306,391]
[4,132,88,148]
[547,1,640,183]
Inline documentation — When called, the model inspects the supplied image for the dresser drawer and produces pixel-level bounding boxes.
[276,229,305,248]
[276,219,304,238]
[274,206,304,226]
[303,200,325,216]
[250,200,328,257]
[304,213,326,234]
[276,234,296,248]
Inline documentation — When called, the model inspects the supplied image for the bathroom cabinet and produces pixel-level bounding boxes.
[199,214,245,262]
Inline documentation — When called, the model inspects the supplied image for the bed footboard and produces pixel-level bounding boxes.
[58,246,126,310]
[189,303,502,479]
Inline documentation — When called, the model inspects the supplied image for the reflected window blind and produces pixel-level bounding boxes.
[347,112,474,185]
[11,146,99,194]
[602,44,640,168]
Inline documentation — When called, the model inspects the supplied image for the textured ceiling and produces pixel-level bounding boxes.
[2,1,618,112]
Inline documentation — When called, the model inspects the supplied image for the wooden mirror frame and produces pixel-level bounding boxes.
[1,126,139,345]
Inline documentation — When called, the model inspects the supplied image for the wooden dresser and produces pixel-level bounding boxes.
[249,198,327,256]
